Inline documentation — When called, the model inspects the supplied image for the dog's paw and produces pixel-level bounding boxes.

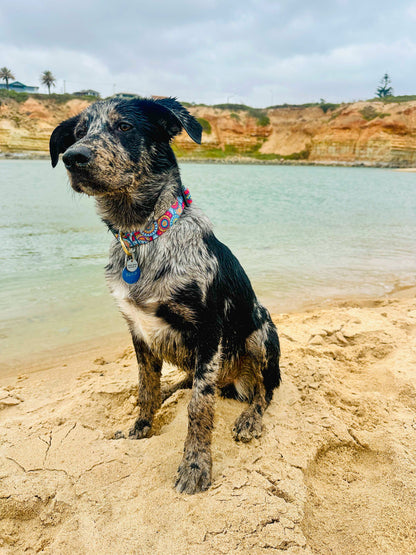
[174,454,212,494]
[232,410,263,442]
[129,418,152,439]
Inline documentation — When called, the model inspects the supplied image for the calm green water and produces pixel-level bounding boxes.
[1,160,415,367]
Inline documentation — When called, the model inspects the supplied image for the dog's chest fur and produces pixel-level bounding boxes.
[110,280,170,347]
[104,209,218,365]
[106,268,201,372]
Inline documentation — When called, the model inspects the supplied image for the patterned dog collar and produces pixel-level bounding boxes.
[110,188,192,249]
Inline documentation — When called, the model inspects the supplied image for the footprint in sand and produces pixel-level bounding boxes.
[301,443,416,554]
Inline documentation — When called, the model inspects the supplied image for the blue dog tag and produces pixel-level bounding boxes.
[122,257,141,284]
[122,266,141,284]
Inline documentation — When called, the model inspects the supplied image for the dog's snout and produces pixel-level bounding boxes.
[62,146,93,169]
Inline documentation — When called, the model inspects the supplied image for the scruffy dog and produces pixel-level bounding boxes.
[50,97,281,494]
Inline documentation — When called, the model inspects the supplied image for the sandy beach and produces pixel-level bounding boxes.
[1,288,415,554]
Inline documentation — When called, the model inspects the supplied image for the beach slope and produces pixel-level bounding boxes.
[1,293,416,553]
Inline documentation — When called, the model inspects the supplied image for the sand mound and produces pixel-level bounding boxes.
[1,295,415,553]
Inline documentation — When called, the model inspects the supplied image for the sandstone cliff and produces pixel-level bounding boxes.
[1,95,416,166]
[0,97,91,154]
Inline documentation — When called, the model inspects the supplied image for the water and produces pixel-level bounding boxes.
[1,160,415,367]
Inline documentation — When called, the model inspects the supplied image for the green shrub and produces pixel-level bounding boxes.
[0,89,29,103]
[223,144,238,155]
[360,105,377,120]
[243,142,263,154]
[291,149,309,160]
[280,149,310,160]
[196,117,212,134]
[319,101,340,113]
[359,105,390,121]
[360,105,391,121]
[256,115,270,126]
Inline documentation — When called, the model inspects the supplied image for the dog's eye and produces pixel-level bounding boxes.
[118,122,133,132]
[75,124,88,139]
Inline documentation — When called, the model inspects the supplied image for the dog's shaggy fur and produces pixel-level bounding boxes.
[50,97,281,494]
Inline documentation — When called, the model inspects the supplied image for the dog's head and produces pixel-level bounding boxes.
[50,97,202,196]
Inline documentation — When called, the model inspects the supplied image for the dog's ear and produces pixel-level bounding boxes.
[49,115,80,167]
[153,97,202,144]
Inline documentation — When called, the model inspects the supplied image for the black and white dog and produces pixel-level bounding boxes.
[50,97,281,494]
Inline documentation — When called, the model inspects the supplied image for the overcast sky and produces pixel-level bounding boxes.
[1,0,415,106]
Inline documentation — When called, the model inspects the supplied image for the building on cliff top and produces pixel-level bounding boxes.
[0,81,39,93]
[111,92,139,99]
[73,89,101,98]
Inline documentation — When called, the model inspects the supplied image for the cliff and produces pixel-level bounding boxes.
[1,94,416,166]
[0,97,91,154]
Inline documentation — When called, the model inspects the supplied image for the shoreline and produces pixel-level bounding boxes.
[0,151,414,168]
[1,283,414,382]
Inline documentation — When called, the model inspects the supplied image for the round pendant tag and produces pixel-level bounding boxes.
[126,258,138,272]
[122,266,141,284]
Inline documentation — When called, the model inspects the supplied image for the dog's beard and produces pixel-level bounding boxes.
[67,171,131,197]
[69,176,107,196]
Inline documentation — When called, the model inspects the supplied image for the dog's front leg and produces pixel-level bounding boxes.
[175,350,220,494]
[129,335,162,439]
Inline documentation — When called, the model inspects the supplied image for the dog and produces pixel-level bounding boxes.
[50,97,281,494]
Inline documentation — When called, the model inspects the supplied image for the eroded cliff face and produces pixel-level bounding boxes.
[1,96,416,166]
[0,98,90,153]
[308,101,416,166]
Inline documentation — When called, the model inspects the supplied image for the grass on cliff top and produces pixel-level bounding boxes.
[182,102,270,126]
[0,90,95,104]
[207,100,340,115]
[266,101,341,113]
[366,94,416,103]
[210,104,270,126]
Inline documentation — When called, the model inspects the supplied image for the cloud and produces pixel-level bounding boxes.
[0,0,415,105]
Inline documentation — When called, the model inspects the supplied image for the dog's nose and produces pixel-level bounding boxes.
[62,146,92,169]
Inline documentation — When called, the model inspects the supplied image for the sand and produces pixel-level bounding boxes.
[1,291,416,554]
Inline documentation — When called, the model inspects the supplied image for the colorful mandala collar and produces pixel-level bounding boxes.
[108,188,192,251]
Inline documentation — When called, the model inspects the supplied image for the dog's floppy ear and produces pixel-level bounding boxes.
[49,115,80,167]
[154,97,202,144]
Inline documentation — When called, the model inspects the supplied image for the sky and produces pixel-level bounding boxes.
[0,0,415,107]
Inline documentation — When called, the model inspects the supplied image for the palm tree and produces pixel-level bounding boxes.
[41,70,56,94]
[0,67,15,89]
